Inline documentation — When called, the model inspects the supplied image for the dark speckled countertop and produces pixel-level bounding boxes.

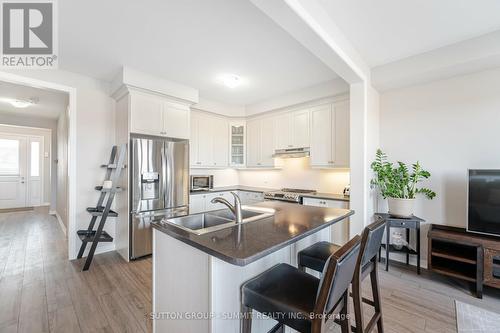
[190,185,350,202]
[151,201,354,266]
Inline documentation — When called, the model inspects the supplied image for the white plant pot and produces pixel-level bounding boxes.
[387,197,415,218]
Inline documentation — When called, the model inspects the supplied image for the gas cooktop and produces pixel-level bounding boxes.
[264,188,317,203]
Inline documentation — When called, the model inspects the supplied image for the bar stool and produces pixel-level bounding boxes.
[240,235,361,333]
[297,220,386,333]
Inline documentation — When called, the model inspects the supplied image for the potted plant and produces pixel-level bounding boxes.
[371,149,436,218]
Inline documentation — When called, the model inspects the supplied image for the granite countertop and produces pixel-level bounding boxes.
[300,192,350,202]
[189,185,276,194]
[151,201,354,266]
[190,185,350,202]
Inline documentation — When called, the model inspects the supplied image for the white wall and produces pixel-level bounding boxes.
[2,69,116,258]
[379,67,500,266]
[56,109,69,230]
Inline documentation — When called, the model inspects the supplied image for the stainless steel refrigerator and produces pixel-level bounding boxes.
[130,135,189,259]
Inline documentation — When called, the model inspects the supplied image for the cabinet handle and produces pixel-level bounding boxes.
[328,161,334,164]
[196,162,201,165]
[287,145,293,148]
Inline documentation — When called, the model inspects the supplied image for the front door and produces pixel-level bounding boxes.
[0,134,28,208]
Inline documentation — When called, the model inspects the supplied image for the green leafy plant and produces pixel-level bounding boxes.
[370,149,436,200]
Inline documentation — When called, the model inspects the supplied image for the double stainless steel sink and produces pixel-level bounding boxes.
[162,205,275,235]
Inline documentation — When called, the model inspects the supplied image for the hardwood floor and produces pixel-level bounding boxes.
[1,209,499,333]
[0,209,151,333]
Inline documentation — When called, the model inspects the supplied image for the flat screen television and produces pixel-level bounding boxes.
[468,169,500,237]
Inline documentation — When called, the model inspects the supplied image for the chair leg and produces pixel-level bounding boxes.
[241,304,252,333]
[370,261,384,333]
[352,273,365,333]
[340,291,350,333]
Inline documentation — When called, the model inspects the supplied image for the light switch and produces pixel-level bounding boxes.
[44,152,49,158]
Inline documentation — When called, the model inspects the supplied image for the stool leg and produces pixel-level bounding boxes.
[370,260,384,333]
[340,291,350,333]
[297,255,306,272]
[241,304,252,333]
[352,272,365,333]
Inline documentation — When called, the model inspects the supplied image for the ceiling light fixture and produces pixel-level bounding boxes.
[217,74,243,89]
[6,98,38,108]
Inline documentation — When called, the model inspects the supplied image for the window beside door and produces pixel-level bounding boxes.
[0,138,20,175]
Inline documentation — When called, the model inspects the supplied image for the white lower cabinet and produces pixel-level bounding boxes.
[188,194,206,214]
[236,191,264,204]
[189,192,231,213]
[189,191,264,214]
[302,197,350,245]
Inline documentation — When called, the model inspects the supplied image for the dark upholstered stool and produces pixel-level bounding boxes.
[297,220,386,333]
[298,241,340,272]
[241,236,361,333]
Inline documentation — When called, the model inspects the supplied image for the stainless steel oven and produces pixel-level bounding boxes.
[190,175,214,192]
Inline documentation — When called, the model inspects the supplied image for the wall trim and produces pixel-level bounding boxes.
[50,210,67,236]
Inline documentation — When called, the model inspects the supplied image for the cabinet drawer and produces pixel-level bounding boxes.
[302,197,348,209]
[387,220,417,229]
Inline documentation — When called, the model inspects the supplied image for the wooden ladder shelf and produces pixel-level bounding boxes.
[77,144,126,271]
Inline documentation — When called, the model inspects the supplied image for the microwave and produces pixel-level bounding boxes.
[190,175,214,191]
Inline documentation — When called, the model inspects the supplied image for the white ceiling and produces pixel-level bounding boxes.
[58,0,338,105]
[0,81,68,119]
[319,0,500,67]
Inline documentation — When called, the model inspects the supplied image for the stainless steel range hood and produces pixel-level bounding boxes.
[272,147,310,158]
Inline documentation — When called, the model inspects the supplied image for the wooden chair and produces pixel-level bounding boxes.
[297,220,386,333]
[240,235,361,333]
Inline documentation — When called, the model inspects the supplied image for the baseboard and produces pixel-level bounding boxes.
[50,210,67,236]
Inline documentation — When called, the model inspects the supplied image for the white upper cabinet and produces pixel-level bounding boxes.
[292,109,310,148]
[190,110,229,168]
[260,118,276,166]
[190,97,349,169]
[333,100,350,168]
[310,104,334,166]
[309,101,350,168]
[246,119,261,167]
[130,91,164,136]
[212,117,229,167]
[190,112,201,166]
[130,91,190,139]
[274,113,292,150]
[229,122,245,167]
[273,110,310,149]
[197,114,214,166]
[246,117,275,168]
[163,101,190,140]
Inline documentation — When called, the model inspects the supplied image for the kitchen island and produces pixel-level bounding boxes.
[151,201,353,333]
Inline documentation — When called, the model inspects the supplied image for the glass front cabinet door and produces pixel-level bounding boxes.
[229,122,245,167]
